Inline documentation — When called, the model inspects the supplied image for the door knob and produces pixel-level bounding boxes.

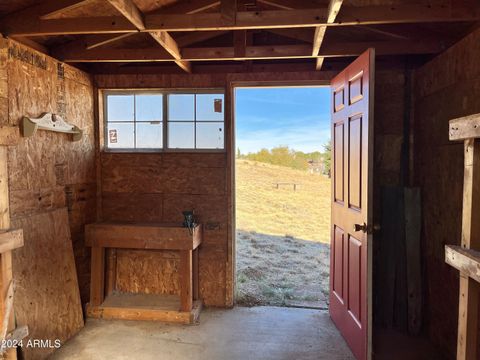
[353,223,381,234]
[353,223,368,233]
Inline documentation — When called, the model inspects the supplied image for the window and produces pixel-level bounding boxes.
[104,90,225,151]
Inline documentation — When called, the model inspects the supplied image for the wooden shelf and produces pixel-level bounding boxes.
[0,229,23,254]
[445,245,480,283]
[86,293,202,324]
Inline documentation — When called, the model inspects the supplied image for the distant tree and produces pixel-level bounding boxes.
[323,140,331,177]
[237,148,242,158]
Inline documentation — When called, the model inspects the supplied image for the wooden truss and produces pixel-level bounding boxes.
[0,0,479,72]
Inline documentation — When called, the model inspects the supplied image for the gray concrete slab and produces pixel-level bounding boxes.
[50,306,354,360]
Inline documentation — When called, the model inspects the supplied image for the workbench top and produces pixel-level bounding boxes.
[85,222,202,250]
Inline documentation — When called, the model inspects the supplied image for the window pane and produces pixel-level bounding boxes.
[196,94,224,121]
[136,94,163,121]
[107,95,134,121]
[107,123,134,148]
[168,122,194,148]
[168,94,194,121]
[136,122,162,148]
[196,122,224,149]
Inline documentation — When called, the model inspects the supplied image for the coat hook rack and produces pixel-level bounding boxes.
[21,113,83,142]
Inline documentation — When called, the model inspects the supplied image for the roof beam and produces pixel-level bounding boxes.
[56,40,445,63]
[106,0,191,73]
[0,0,94,30]
[106,0,145,30]
[4,4,480,36]
[313,0,343,70]
[150,31,191,72]
[84,33,137,50]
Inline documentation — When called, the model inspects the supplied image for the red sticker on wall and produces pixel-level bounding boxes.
[214,99,222,113]
[109,129,118,143]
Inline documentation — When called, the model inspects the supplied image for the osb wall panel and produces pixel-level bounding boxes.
[101,152,228,306]
[4,38,96,313]
[414,27,480,358]
[11,208,84,360]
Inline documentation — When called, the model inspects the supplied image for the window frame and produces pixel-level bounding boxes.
[102,88,226,153]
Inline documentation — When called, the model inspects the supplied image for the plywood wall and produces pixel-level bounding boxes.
[0,37,96,358]
[413,26,480,358]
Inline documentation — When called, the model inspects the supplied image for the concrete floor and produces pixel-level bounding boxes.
[50,307,354,360]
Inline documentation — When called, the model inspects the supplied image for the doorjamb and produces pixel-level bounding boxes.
[227,80,330,306]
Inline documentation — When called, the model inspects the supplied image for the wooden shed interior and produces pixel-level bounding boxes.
[1,0,480,359]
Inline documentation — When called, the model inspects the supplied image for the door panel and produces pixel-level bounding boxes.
[334,123,344,202]
[333,226,344,301]
[330,49,374,360]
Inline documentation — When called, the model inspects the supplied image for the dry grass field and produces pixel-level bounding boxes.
[235,159,331,307]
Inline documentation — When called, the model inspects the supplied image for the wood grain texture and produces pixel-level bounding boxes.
[414,25,480,359]
[446,245,480,284]
[11,209,84,360]
[101,150,228,306]
[85,222,202,250]
[5,38,97,310]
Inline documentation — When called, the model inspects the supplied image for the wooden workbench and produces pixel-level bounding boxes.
[85,222,202,324]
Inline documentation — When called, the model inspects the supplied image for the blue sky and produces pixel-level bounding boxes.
[235,87,331,154]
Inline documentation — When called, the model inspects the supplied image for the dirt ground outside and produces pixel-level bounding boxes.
[235,160,331,308]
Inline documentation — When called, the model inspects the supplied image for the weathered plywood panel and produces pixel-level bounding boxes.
[11,208,83,360]
[413,26,480,358]
[102,192,163,222]
[116,249,180,295]
[6,38,96,314]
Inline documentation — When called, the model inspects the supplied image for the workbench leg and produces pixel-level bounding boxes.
[105,249,117,296]
[179,250,193,312]
[90,247,105,307]
[193,248,199,301]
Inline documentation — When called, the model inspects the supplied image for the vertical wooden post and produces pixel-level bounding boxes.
[179,250,193,312]
[0,147,16,360]
[456,139,480,360]
[89,247,105,307]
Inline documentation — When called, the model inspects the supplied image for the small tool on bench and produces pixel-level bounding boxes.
[182,210,197,235]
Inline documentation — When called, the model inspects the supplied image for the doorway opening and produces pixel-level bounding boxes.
[234,86,332,309]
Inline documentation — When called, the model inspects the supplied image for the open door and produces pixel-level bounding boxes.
[330,49,375,360]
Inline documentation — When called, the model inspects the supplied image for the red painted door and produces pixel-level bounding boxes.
[330,49,375,360]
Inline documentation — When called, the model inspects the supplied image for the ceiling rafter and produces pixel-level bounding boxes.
[84,33,137,50]
[313,0,343,70]
[4,4,480,37]
[57,0,225,56]
[106,0,191,73]
[54,39,445,63]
